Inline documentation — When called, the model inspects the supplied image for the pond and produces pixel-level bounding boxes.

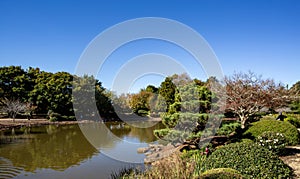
[0,121,164,179]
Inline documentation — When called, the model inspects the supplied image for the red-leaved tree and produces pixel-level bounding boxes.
[224,72,292,129]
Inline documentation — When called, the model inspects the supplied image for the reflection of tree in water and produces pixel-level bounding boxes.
[105,122,165,143]
[105,122,131,139]
[128,122,165,143]
[0,122,165,176]
[0,125,99,172]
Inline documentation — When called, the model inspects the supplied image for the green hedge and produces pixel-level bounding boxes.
[244,120,299,145]
[217,122,241,136]
[202,142,293,178]
[200,168,244,179]
[285,115,300,128]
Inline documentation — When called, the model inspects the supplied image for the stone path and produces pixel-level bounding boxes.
[280,146,300,179]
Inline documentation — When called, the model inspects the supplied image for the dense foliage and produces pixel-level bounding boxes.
[0,66,116,121]
[200,168,244,179]
[290,81,300,113]
[202,142,293,178]
[244,120,299,145]
[256,131,286,155]
[284,114,300,128]
[216,122,241,136]
[153,74,219,142]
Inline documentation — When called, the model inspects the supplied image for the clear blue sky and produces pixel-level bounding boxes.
[1,0,299,93]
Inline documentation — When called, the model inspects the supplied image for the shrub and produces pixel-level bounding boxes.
[240,138,254,144]
[284,115,300,128]
[217,122,241,136]
[200,168,244,179]
[137,109,149,116]
[110,166,140,179]
[153,128,170,139]
[141,154,196,179]
[244,120,299,145]
[202,142,293,178]
[256,131,286,155]
[260,115,276,121]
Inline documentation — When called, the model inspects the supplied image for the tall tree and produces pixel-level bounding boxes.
[129,90,152,115]
[73,75,116,120]
[28,70,74,117]
[159,77,176,111]
[0,66,31,101]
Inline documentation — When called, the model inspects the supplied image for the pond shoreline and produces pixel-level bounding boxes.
[0,119,89,131]
[0,117,162,131]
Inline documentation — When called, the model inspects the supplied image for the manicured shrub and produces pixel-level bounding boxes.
[200,168,244,179]
[240,138,254,144]
[137,109,149,116]
[260,115,276,121]
[153,128,170,139]
[202,142,293,178]
[244,120,299,145]
[284,115,300,128]
[256,131,286,155]
[217,122,241,136]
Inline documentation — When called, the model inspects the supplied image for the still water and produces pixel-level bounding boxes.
[0,121,164,179]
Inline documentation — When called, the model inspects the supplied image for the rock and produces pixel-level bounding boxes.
[143,143,179,164]
[137,147,149,153]
[144,152,152,156]
[189,144,197,150]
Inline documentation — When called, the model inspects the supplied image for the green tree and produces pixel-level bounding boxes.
[159,77,176,112]
[28,71,74,118]
[73,75,116,120]
[0,66,31,101]
[290,81,300,113]
[129,90,152,115]
[154,76,215,143]
[111,93,131,114]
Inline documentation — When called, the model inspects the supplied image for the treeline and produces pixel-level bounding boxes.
[0,66,299,125]
[0,66,215,121]
[0,66,115,121]
[113,74,214,117]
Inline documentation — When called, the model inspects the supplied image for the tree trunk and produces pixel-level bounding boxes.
[12,113,16,123]
[240,115,246,129]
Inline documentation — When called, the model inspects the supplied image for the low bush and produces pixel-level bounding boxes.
[202,142,293,178]
[285,115,300,128]
[153,128,170,139]
[141,154,196,179]
[256,131,286,155]
[200,168,244,179]
[217,122,241,136]
[244,120,299,145]
[260,115,276,121]
[137,109,149,116]
[110,166,141,179]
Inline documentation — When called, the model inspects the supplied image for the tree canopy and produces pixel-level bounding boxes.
[221,71,293,128]
[0,66,298,125]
